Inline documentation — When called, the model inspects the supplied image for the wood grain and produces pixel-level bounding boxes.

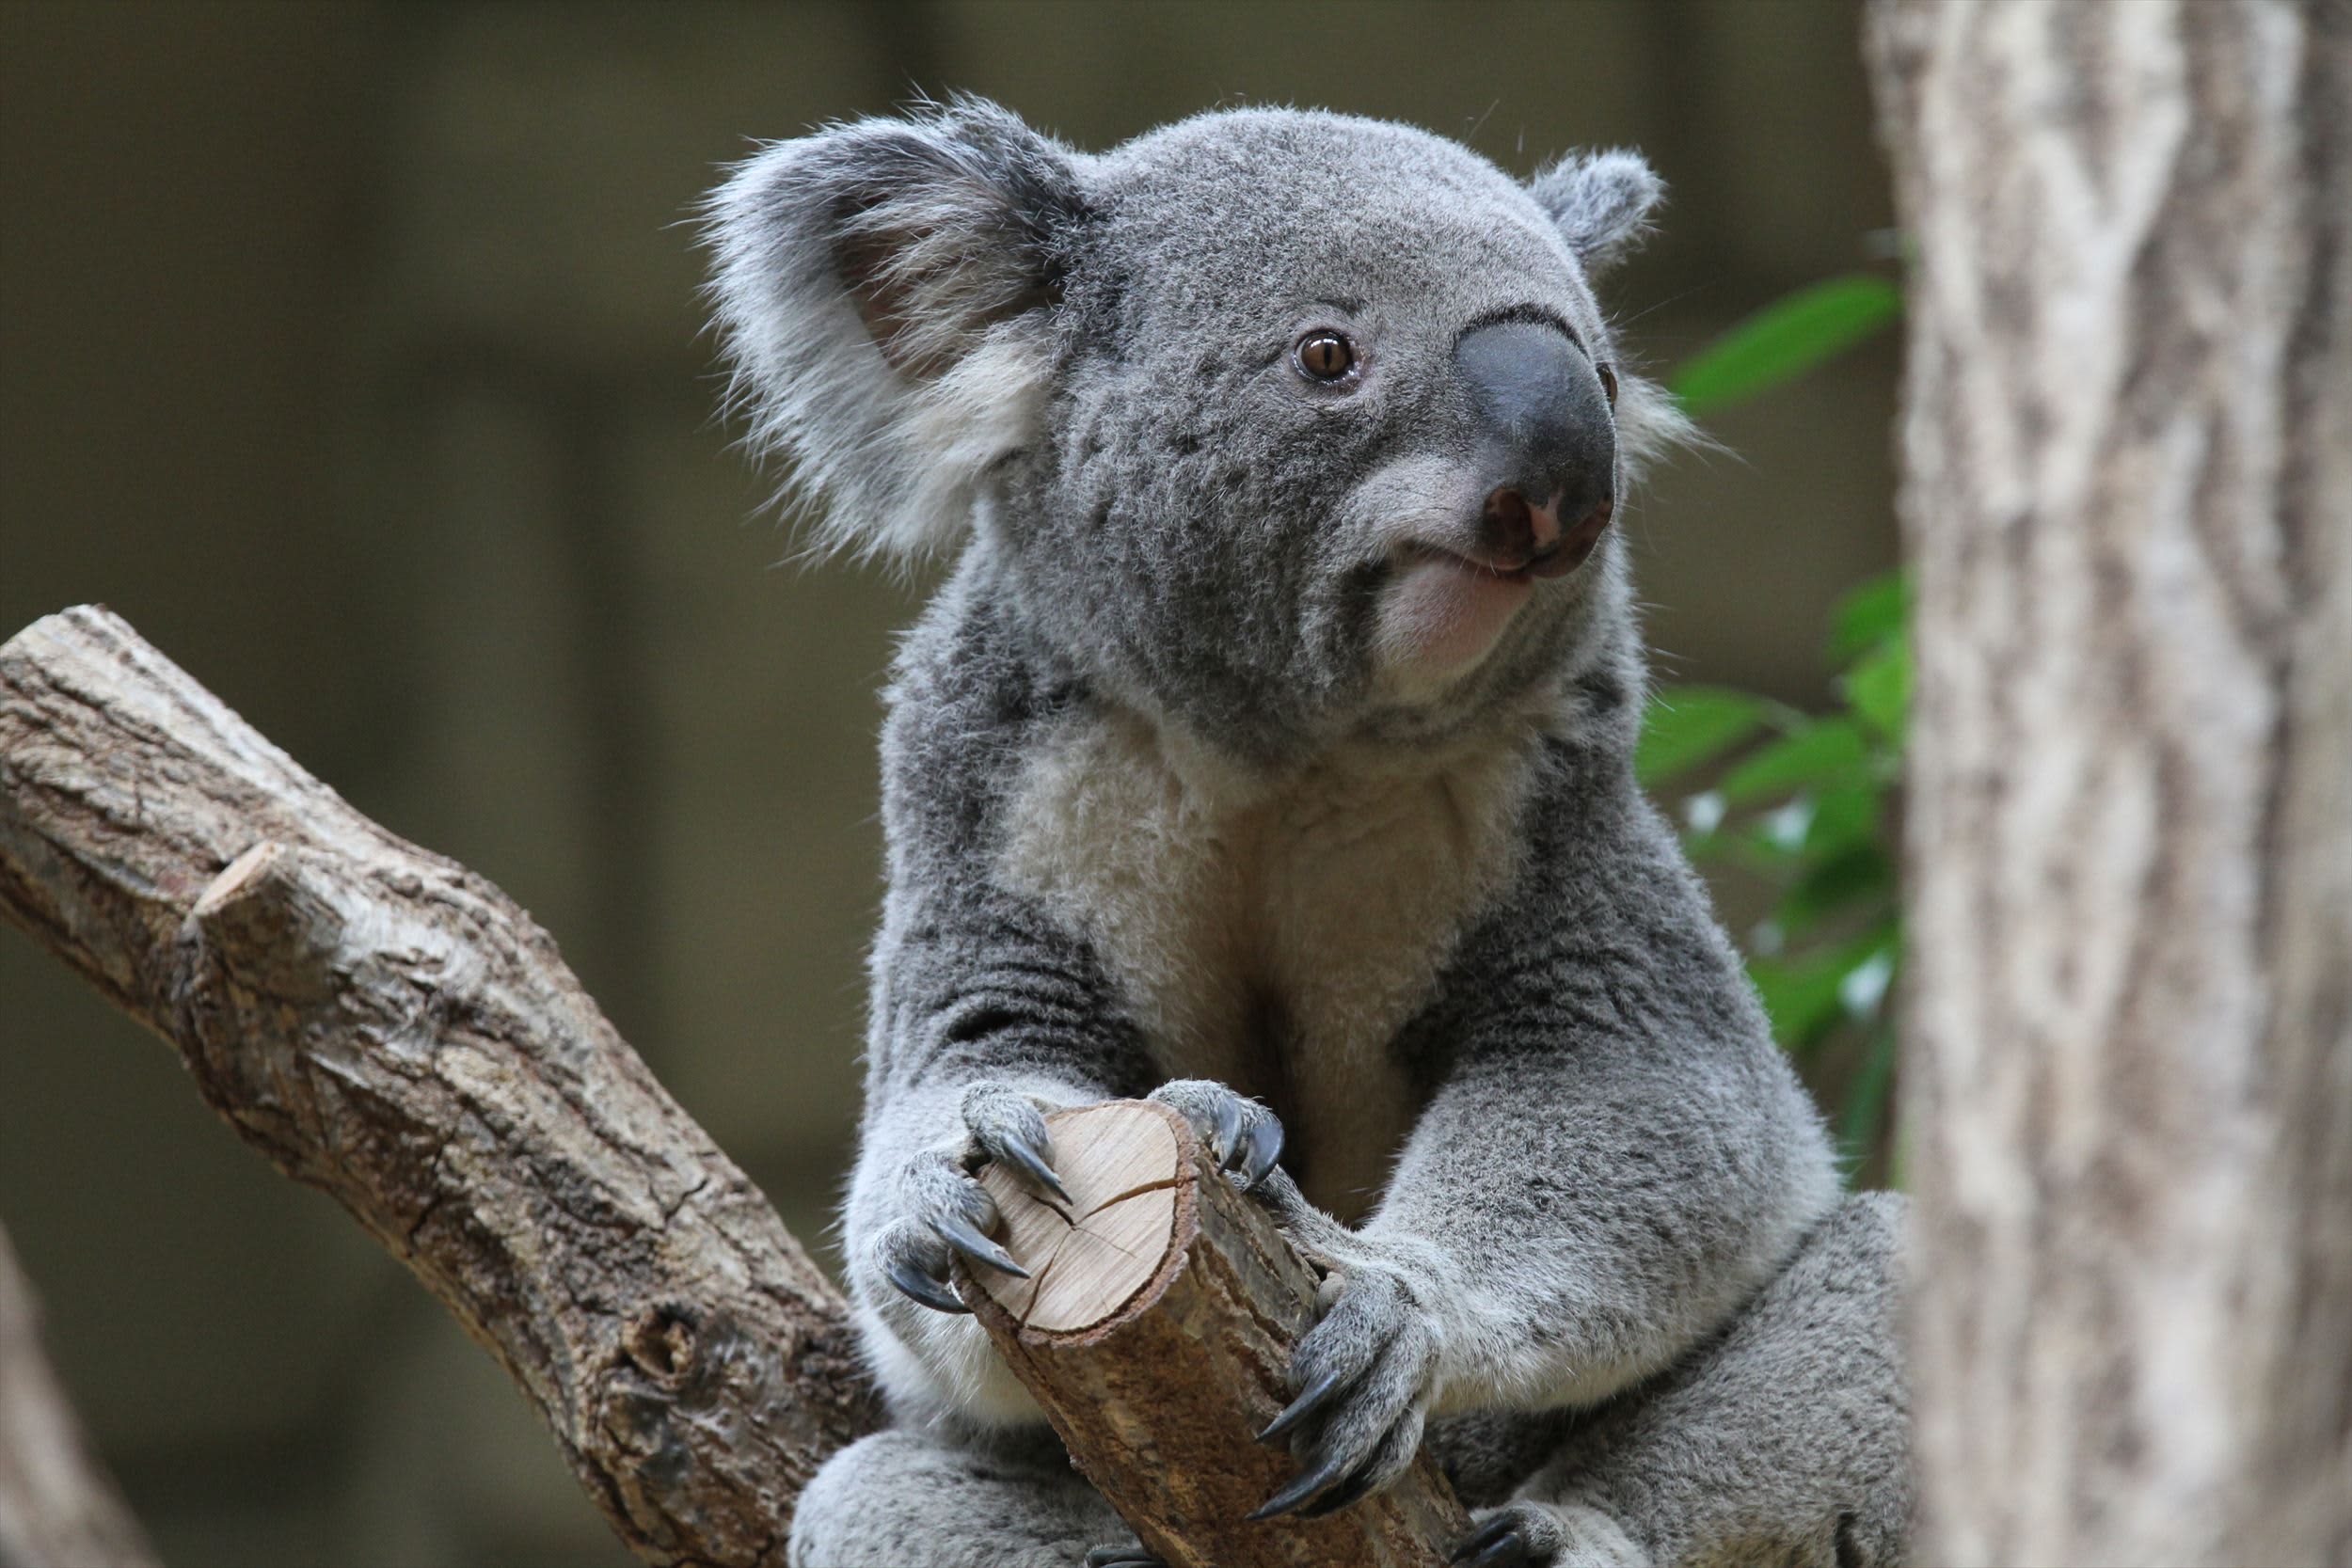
[962,1100,1472,1568]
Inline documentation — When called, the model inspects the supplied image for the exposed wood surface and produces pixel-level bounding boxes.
[1869,3,2352,1563]
[0,606,884,1567]
[963,1100,1471,1568]
[0,1220,157,1568]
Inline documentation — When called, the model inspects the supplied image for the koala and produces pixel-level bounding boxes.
[705,99,1910,1568]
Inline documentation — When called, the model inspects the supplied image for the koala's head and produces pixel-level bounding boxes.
[707,99,1687,758]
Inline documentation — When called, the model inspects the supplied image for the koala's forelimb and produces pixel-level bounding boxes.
[957,1099,1473,1568]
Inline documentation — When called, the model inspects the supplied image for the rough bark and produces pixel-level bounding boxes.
[0,606,883,1567]
[1869,3,2352,1564]
[0,1220,157,1568]
[962,1101,1470,1568]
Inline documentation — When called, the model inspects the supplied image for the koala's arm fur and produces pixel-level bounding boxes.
[1345,733,1842,1418]
[841,578,1163,1424]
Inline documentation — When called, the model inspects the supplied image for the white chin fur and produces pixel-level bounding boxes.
[1374,555,1533,693]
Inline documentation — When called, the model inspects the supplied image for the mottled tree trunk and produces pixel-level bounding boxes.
[0,1222,156,1568]
[1869,3,2352,1564]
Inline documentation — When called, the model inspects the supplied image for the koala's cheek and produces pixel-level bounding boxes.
[1373,558,1534,687]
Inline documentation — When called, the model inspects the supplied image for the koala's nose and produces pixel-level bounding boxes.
[1454,319,1617,572]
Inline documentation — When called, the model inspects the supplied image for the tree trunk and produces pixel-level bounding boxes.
[1869,3,2352,1563]
[0,1221,156,1568]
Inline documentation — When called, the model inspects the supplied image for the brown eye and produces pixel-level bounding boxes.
[1296,331,1356,382]
[1597,363,1619,408]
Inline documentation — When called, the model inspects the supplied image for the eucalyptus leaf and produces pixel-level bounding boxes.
[1842,638,1912,739]
[1827,571,1911,664]
[1719,718,1869,805]
[1637,686,1773,786]
[1668,275,1902,418]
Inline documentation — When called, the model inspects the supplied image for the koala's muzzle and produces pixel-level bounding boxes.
[1454,320,1617,577]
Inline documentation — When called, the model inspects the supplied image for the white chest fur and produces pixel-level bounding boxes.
[998,710,1535,1223]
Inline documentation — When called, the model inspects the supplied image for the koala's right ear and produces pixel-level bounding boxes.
[703,99,1089,561]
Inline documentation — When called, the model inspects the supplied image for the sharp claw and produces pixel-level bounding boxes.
[1463,1539,1531,1568]
[1256,1367,1343,1444]
[1247,1449,1353,1521]
[933,1212,1029,1277]
[1295,1463,1381,1518]
[1240,1118,1285,1188]
[1003,1134,1073,1204]
[1213,1095,1246,1166]
[1450,1515,1521,1565]
[1084,1548,1165,1567]
[885,1259,968,1314]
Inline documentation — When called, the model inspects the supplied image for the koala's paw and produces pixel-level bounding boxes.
[1248,1264,1438,1520]
[873,1084,1073,1315]
[1450,1503,1648,1568]
[1146,1079,1284,1190]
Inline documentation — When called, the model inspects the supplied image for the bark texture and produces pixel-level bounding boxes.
[0,1221,157,1568]
[1869,3,2352,1563]
[0,607,883,1567]
[963,1101,1470,1568]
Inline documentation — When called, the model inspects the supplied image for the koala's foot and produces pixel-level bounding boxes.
[874,1082,1073,1314]
[1146,1079,1284,1188]
[1451,1502,1649,1568]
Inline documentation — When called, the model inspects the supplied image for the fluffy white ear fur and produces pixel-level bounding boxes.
[1528,149,1665,279]
[702,101,1085,562]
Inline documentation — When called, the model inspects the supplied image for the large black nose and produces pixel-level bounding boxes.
[1453,320,1616,572]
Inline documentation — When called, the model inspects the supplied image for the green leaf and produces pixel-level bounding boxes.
[1838,1021,1900,1174]
[1748,953,1849,1053]
[1668,275,1902,418]
[1637,687,1772,786]
[1828,571,1911,665]
[1750,923,1898,1054]
[1772,843,1895,942]
[1841,638,1912,740]
[1719,718,1869,805]
[1800,779,1884,860]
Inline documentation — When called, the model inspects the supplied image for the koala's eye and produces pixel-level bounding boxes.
[1295,331,1357,382]
[1597,363,1619,408]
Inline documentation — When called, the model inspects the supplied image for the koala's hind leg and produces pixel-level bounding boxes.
[1462,1192,1912,1568]
[788,1423,1127,1568]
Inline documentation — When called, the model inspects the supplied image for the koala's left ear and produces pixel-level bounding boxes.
[1526,149,1664,278]
[704,98,1089,561]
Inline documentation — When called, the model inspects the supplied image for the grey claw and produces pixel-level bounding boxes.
[1247,1449,1353,1520]
[932,1212,1029,1277]
[1295,1462,1381,1518]
[1451,1515,1533,1567]
[885,1258,968,1314]
[1212,1095,1246,1166]
[1256,1367,1343,1443]
[1084,1549,1165,1567]
[1238,1118,1285,1188]
[1002,1133,1073,1204]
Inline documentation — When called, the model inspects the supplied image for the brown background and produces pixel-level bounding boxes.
[0,3,1895,1561]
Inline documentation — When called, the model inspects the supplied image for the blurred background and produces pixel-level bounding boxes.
[0,2,1897,1562]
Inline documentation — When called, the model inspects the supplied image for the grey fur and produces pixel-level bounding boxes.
[706,100,1908,1568]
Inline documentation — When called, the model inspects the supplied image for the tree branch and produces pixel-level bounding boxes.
[0,607,882,1568]
[964,1101,1470,1568]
